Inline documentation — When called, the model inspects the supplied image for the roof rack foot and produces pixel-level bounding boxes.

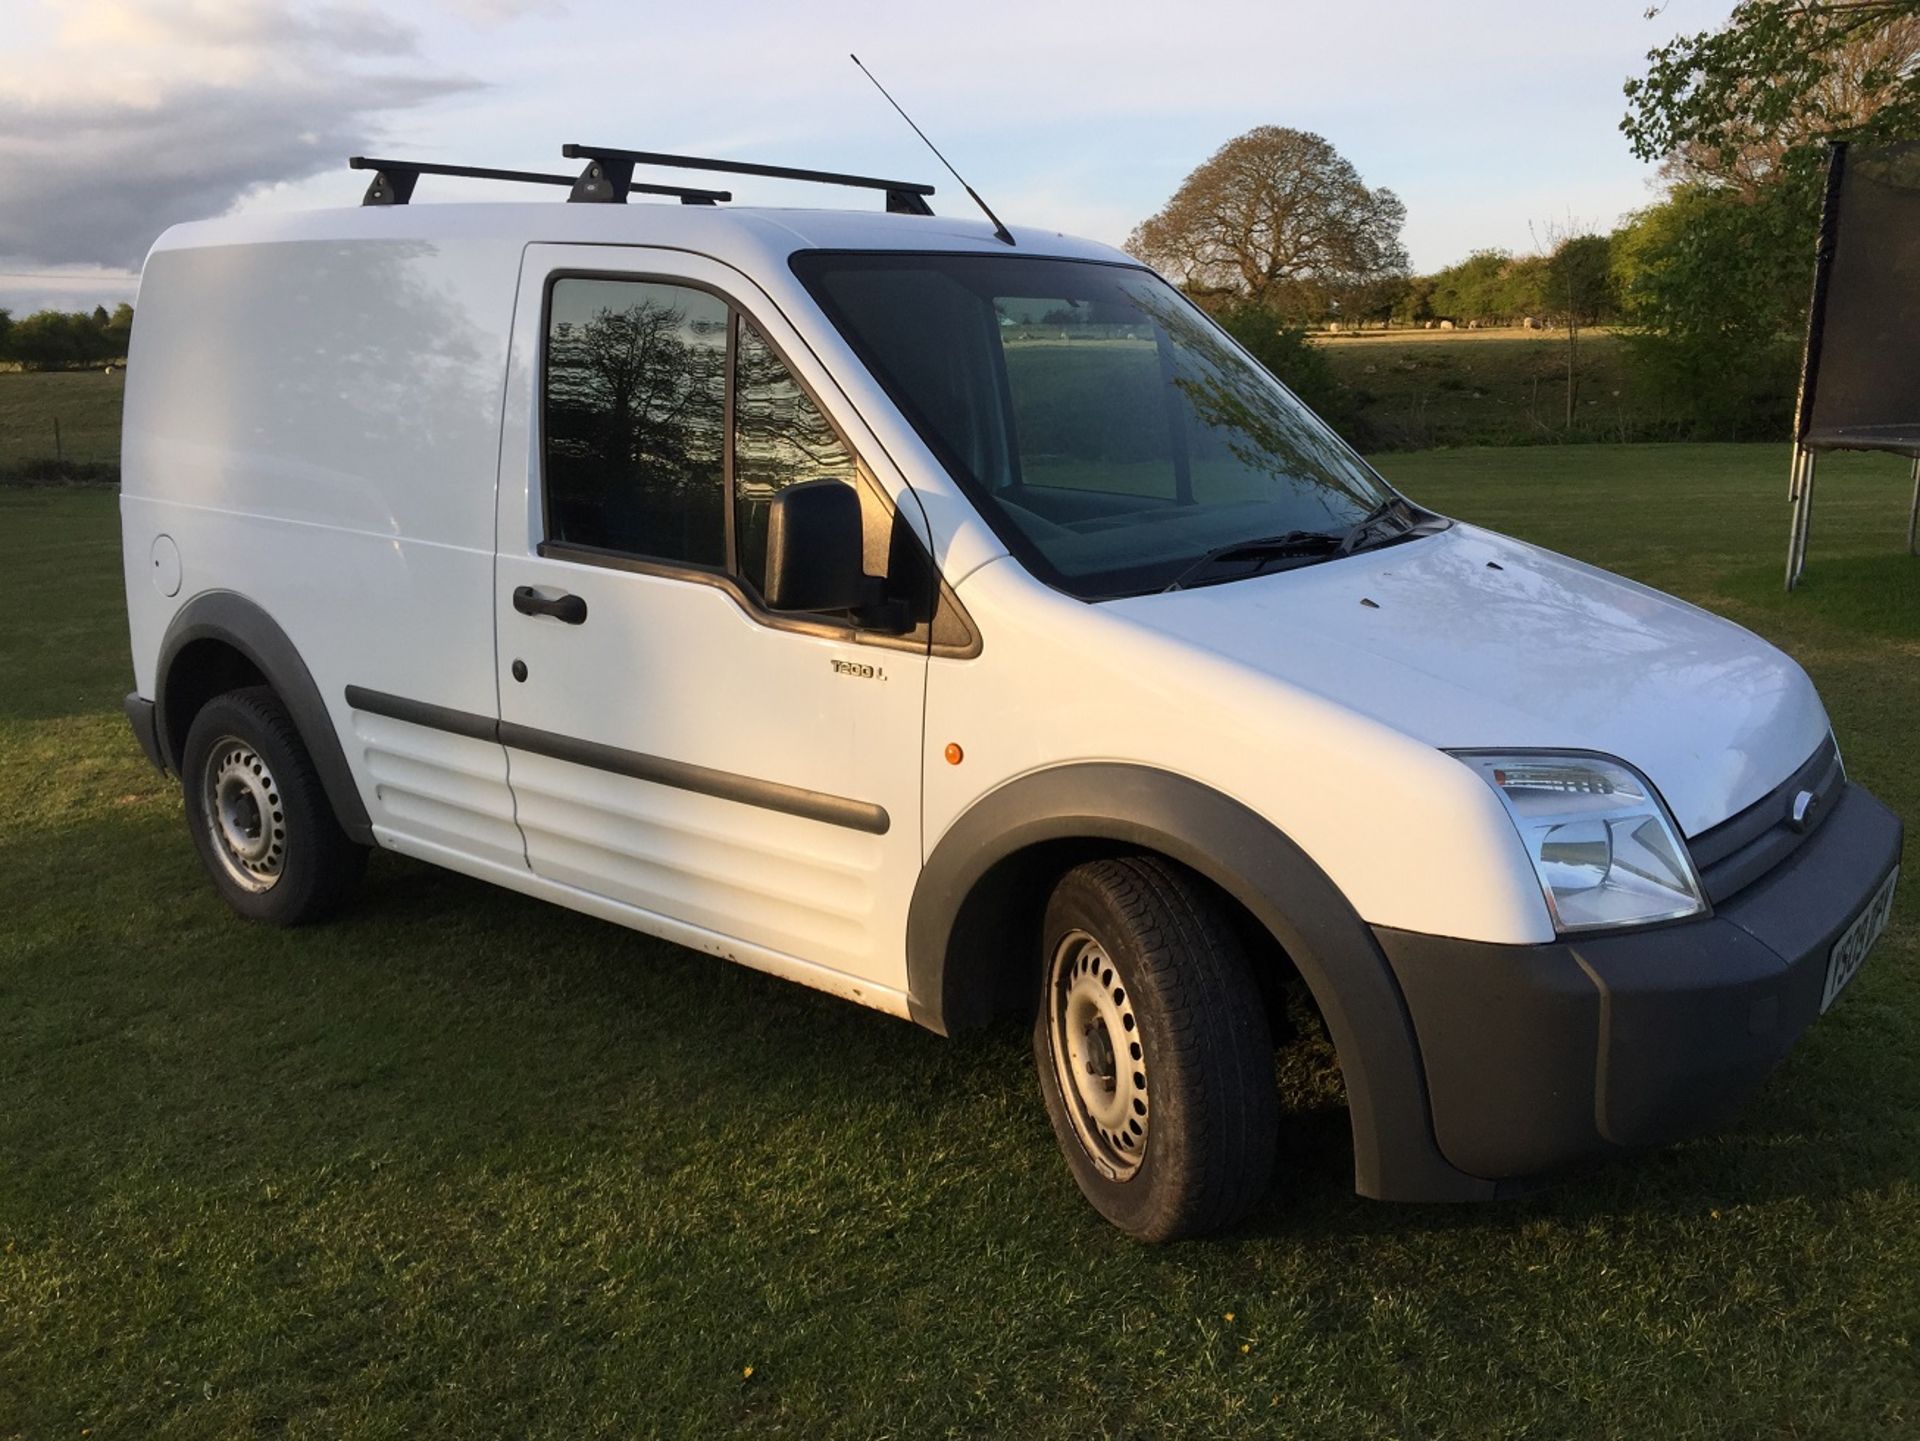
[360,167,418,206]
[570,158,633,204]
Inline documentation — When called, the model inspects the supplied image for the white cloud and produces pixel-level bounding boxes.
[434,0,566,21]
[0,1,479,273]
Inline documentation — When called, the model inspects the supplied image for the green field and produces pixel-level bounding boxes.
[2,446,1917,1437]
[0,369,124,469]
[1318,330,1652,449]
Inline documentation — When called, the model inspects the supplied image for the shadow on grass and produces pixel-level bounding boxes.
[7,803,1915,1256]
[1230,982,1920,1248]
[336,848,1920,1246]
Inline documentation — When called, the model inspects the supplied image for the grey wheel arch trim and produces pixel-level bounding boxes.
[905,763,1495,1203]
[153,590,373,845]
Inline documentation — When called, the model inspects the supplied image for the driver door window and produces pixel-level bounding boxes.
[543,278,730,567]
[541,278,895,617]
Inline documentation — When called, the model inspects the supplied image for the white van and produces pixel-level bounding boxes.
[120,148,1902,1240]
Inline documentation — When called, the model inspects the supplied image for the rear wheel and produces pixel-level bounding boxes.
[1033,856,1278,1241]
[181,686,365,925]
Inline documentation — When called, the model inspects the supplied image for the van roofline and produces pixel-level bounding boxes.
[143,203,1136,272]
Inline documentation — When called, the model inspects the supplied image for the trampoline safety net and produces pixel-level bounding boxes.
[1785,140,1920,589]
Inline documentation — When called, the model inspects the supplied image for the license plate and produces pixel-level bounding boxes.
[1822,867,1899,1013]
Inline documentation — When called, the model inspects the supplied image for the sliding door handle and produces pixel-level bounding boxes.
[512,586,588,625]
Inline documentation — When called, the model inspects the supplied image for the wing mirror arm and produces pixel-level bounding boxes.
[853,583,913,634]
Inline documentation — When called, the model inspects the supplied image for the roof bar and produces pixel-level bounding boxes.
[347,157,730,207]
[561,143,935,215]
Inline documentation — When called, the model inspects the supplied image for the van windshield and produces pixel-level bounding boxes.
[793,252,1400,600]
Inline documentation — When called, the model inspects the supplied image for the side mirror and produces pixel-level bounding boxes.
[763,479,867,613]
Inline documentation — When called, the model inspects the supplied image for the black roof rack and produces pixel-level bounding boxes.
[560,143,934,214]
[347,157,730,207]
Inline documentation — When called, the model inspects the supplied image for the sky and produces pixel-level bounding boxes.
[0,0,1736,316]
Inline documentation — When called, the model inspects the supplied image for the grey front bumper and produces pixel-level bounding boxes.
[1375,781,1902,1182]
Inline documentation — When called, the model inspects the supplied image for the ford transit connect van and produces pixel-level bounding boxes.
[120,149,1903,1240]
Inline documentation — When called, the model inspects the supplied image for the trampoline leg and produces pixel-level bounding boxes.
[1908,457,1918,557]
[1786,453,1799,590]
[1787,449,1818,591]
[1801,453,1819,583]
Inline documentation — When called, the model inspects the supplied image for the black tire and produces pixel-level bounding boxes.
[181,686,366,925]
[1033,856,1278,1241]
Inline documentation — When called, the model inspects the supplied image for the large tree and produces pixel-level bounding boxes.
[1624,0,1920,194]
[1127,127,1407,309]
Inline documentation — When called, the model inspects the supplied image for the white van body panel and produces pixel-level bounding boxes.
[1103,523,1831,840]
[926,556,1559,944]
[121,229,529,870]
[379,826,913,1018]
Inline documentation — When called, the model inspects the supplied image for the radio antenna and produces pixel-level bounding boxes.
[850,53,1015,246]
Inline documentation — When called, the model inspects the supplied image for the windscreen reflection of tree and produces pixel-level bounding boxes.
[1127,283,1375,521]
[733,321,858,590]
[547,299,727,560]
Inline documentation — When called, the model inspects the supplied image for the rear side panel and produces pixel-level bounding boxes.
[121,234,526,868]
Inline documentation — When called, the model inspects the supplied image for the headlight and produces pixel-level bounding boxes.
[1453,752,1705,933]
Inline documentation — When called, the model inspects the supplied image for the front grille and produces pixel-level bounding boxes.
[1687,735,1843,904]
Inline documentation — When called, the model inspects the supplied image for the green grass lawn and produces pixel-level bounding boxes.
[0,369,124,468]
[3,446,1917,1438]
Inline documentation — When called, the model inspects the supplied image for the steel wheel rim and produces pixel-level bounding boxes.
[202,736,286,893]
[1048,929,1148,1181]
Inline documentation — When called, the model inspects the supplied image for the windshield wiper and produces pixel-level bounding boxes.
[1163,530,1341,592]
[1335,495,1420,556]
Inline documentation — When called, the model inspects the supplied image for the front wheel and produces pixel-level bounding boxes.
[1034,856,1278,1241]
